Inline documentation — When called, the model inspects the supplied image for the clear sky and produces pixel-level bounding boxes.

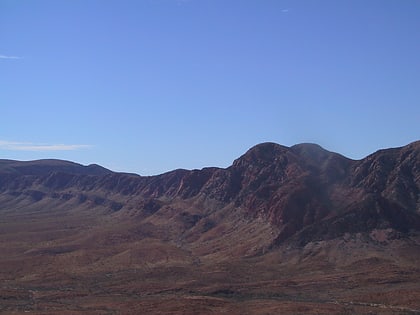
[1,0,419,175]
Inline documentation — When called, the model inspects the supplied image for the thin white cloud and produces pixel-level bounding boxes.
[0,54,22,60]
[281,9,290,13]
[0,140,91,151]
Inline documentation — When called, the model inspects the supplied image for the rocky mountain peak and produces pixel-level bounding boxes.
[232,142,289,168]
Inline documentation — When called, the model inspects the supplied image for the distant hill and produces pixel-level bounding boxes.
[0,158,112,176]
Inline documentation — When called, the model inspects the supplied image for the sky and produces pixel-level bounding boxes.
[1,0,419,175]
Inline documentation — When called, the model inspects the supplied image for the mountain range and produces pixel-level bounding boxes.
[0,141,419,314]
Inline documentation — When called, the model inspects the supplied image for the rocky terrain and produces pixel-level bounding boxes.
[0,141,419,314]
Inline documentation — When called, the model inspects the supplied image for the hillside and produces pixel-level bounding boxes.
[0,141,419,314]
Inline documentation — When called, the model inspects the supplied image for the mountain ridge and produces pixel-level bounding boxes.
[1,140,419,246]
[2,140,419,176]
[1,141,420,314]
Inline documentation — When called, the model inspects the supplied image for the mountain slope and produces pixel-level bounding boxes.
[0,141,419,246]
[0,141,419,314]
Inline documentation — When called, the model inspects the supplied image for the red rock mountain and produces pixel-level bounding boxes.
[1,141,420,314]
[1,141,419,247]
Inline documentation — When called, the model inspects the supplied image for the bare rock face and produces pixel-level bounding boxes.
[350,141,420,213]
[181,141,419,245]
[0,141,419,246]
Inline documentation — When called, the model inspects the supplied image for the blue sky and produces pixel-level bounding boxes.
[1,0,419,175]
